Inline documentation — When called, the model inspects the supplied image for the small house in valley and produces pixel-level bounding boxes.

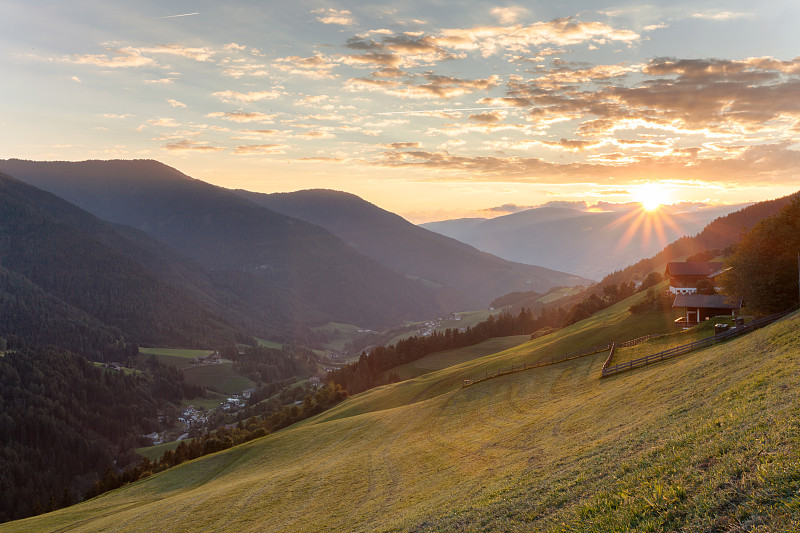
[673,293,743,327]
[665,261,729,295]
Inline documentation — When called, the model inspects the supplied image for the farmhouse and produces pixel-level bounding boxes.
[673,293,743,327]
[665,261,729,295]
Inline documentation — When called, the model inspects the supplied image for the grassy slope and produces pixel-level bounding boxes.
[389,335,530,380]
[7,299,799,532]
[139,348,255,395]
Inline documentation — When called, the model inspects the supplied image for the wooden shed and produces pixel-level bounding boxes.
[672,293,743,327]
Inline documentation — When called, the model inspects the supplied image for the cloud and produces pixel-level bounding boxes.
[436,17,639,57]
[541,200,590,209]
[206,111,276,123]
[213,90,281,103]
[167,99,187,108]
[313,8,355,26]
[342,33,461,68]
[468,111,506,123]
[163,140,224,152]
[691,11,750,21]
[144,78,176,84]
[532,63,640,88]
[67,48,154,68]
[103,113,133,119]
[371,142,800,189]
[274,53,337,78]
[233,144,289,155]
[135,44,215,62]
[483,203,536,214]
[148,117,180,127]
[347,73,500,99]
[384,142,421,149]
[490,7,528,25]
[70,76,82,83]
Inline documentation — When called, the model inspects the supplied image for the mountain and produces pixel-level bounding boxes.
[234,189,590,310]
[597,190,800,289]
[421,204,748,279]
[0,171,247,351]
[0,159,442,330]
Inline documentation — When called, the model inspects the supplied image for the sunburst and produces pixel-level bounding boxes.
[634,182,672,211]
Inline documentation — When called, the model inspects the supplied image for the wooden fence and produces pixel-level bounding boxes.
[462,343,612,388]
[602,343,617,370]
[600,309,794,378]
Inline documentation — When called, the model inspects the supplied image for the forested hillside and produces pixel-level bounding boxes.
[0,172,245,349]
[0,347,201,523]
[0,159,443,330]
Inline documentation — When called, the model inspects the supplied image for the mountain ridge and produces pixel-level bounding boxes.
[235,187,590,309]
[422,203,749,279]
[0,159,443,330]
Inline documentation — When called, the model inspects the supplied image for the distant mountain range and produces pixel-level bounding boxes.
[421,204,748,280]
[235,189,590,310]
[0,159,588,347]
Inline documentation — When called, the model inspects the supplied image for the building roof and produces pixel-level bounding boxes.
[673,294,743,309]
[665,261,725,277]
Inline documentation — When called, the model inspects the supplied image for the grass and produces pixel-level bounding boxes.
[181,391,227,411]
[537,285,584,304]
[139,347,214,359]
[135,439,189,461]
[611,314,753,366]
[138,348,213,370]
[255,338,282,349]
[8,298,800,532]
[91,361,144,377]
[182,363,256,396]
[388,335,530,380]
[139,347,255,395]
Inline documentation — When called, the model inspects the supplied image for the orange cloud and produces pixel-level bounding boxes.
[233,144,289,155]
[164,140,224,152]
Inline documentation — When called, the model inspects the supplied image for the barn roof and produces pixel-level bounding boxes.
[673,294,742,309]
[665,262,725,277]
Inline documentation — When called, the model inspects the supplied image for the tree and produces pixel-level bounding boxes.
[694,278,716,295]
[719,198,800,313]
[638,271,662,292]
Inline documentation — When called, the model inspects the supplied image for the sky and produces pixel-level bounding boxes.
[2,0,799,222]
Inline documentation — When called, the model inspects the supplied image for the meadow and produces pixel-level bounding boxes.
[7,295,799,532]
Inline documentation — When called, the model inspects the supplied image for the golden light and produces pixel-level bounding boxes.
[634,182,671,211]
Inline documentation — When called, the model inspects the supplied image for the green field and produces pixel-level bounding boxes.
[181,391,227,411]
[611,314,753,366]
[8,295,800,532]
[139,347,214,359]
[138,348,213,370]
[135,439,190,462]
[537,285,584,304]
[182,363,256,396]
[139,347,254,395]
[255,338,283,349]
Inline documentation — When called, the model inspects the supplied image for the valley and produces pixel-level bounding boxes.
[5,298,798,531]
[4,3,800,529]
[1,158,799,530]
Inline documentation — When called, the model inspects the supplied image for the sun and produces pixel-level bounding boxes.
[634,182,671,211]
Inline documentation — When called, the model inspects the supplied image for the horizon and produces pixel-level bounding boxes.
[2,1,799,222]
